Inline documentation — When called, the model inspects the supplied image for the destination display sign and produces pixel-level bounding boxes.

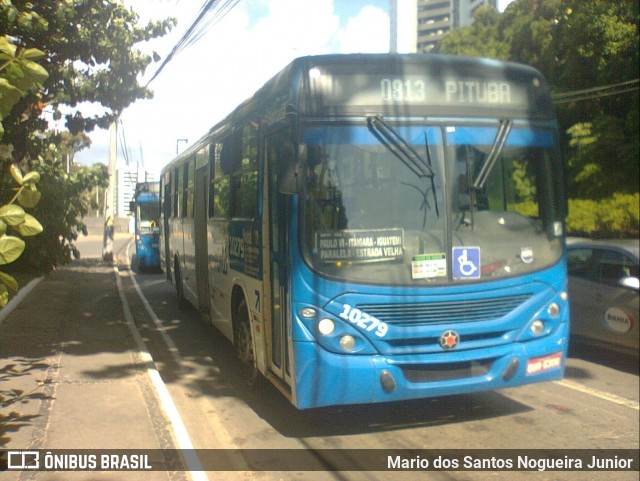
[310,73,530,109]
[316,229,404,263]
[305,61,553,117]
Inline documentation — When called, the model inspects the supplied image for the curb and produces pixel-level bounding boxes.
[0,275,45,325]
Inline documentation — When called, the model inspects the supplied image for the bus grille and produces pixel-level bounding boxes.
[357,294,532,326]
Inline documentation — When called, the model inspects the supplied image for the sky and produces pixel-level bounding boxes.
[73,0,513,176]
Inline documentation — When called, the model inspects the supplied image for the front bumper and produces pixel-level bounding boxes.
[292,322,568,409]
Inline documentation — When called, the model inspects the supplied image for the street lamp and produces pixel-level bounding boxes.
[176,138,188,154]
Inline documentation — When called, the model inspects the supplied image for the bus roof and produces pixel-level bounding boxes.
[162,54,555,174]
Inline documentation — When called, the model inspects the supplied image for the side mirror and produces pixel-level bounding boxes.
[619,276,640,291]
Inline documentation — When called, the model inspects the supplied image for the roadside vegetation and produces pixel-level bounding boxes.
[0,0,175,304]
[436,0,639,238]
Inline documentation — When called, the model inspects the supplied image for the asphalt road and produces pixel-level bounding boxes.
[0,234,637,481]
[126,238,638,481]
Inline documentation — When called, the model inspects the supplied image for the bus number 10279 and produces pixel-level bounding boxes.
[380,78,426,102]
[339,304,389,337]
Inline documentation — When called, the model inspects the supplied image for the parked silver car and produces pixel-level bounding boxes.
[567,239,639,356]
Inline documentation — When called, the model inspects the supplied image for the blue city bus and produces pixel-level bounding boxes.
[132,181,161,272]
[160,54,569,409]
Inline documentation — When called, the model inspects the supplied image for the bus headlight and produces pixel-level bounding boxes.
[300,307,317,319]
[339,335,356,352]
[318,318,335,335]
[298,307,377,355]
[530,320,545,335]
[516,296,567,342]
[547,302,560,318]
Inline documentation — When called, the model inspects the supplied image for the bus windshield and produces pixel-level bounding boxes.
[137,199,160,235]
[302,122,563,285]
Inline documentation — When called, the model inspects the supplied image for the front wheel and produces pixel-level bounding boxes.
[234,299,257,384]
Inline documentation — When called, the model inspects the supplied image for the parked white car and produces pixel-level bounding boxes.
[566,239,639,356]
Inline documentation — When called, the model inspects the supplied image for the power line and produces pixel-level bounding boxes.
[552,79,639,104]
[145,0,241,86]
[185,0,241,48]
[118,119,133,167]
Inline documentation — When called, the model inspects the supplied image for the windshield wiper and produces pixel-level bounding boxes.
[460,145,475,229]
[424,130,440,218]
[473,119,513,189]
[367,115,434,178]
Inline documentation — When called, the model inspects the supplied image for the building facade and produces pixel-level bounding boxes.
[416,0,497,53]
[115,168,157,217]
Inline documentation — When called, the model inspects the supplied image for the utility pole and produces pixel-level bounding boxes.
[390,0,398,53]
[176,138,188,155]
[102,119,117,262]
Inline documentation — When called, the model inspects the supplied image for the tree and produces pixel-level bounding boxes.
[435,6,509,59]
[0,36,46,304]
[505,0,638,199]
[0,1,176,162]
[0,35,48,139]
[0,162,43,306]
[14,140,109,272]
[0,1,175,274]
[437,0,639,201]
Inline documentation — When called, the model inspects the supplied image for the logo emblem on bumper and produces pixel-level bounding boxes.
[439,330,460,350]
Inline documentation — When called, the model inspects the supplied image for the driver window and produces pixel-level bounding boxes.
[567,248,595,279]
[597,249,638,286]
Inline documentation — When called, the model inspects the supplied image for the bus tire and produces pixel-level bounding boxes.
[174,257,187,310]
[233,298,257,384]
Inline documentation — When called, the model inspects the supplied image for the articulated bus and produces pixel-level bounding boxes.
[132,181,161,272]
[160,54,568,409]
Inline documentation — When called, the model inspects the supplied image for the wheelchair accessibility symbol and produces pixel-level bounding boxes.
[452,246,481,279]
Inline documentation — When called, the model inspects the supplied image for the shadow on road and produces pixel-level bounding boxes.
[0,259,135,447]
[568,337,639,376]
[0,358,53,446]
[0,257,536,448]
[135,271,534,439]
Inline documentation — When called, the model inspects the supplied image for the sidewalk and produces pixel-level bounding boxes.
[0,259,184,480]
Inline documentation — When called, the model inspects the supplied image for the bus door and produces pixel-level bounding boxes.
[265,131,292,385]
[194,164,210,314]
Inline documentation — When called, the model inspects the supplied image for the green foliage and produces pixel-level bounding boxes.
[436,6,509,59]
[0,35,48,139]
[0,164,42,306]
[0,0,176,161]
[438,0,639,235]
[0,0,174,277]
[567,194,640,238]
[565,115,640,199]
[511,201,538,218]
[9,134,109,272]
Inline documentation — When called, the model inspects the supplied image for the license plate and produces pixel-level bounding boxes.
[526,352,562,375]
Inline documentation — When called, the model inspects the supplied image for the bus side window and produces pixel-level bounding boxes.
[211,141,230,218]
[185,157,195,218]
[174,166,182,218]
[230,124,258,219]
[208,142,216,218]
[163,173,172,221]
[181,161,189,217]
